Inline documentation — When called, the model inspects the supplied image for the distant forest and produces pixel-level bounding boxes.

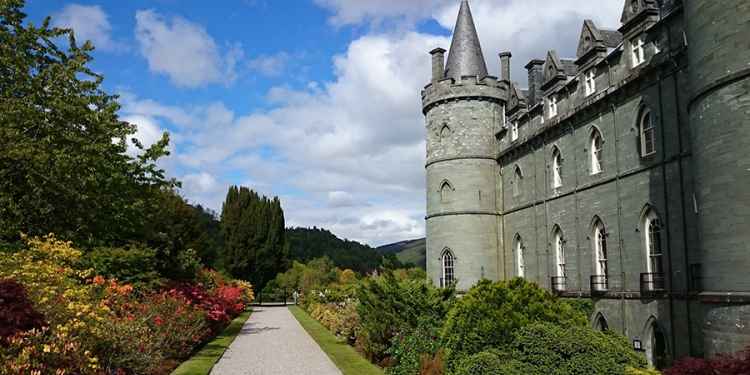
[285,227,384,274]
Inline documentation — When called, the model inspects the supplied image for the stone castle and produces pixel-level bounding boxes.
[422,0,750,367]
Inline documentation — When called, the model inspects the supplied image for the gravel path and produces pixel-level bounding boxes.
[210,306,342,375]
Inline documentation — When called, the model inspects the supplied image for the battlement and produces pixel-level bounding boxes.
[421,75,507,114]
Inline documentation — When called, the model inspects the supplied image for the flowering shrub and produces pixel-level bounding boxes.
[0,235,254,374]
[0,279,45,342]
[308,302,360,344]
[665,348,750,375]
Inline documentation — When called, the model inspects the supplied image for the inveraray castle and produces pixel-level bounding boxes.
[422,0,750,367]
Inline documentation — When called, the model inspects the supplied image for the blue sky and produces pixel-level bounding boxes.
[24,0,623,246]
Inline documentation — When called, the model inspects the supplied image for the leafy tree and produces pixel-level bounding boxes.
[440,278,587,371]
[0,1,175,245]
[83,246,163,290]
[220,186,288,288]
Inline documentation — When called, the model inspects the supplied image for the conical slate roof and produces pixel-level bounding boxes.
[444,0,488,80]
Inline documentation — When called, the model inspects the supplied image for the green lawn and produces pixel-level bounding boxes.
[171,310,252,375]
[289,306,383,375]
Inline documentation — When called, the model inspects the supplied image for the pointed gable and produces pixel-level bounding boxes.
[508,82,526,111]
[576,20,622,67]
[577,20,602,59]
[619,0,660,35]
[543,50,563,84]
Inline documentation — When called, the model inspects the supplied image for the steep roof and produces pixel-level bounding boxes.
[444,0,488,80]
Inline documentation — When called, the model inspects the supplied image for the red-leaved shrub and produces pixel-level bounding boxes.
[665,348,750,375]
[0,279,46,342]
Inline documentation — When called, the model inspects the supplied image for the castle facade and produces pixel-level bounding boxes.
[422,0,750,367]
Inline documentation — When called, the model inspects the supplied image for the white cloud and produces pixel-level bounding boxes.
[134,10,241,88]
[248,52,290,77]
[119,1,623,245]
[53,4,119,51]
[121,115,164,157]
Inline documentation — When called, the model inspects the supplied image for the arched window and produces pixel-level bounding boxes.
[440,180,454,203]
[640,109,656,156]
[593,218,608,278]
[644,210,664,274]
[554,227,566,279]
[595,313,609,332]
[441,249,455,287]
[440,124,452,142]
[515,235,525,277]
[513,166,523,197]
[511,121,519,141]
[590,129,603,174]
[551,147,562,189]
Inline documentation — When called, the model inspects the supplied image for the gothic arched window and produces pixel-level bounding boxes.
[515,234,525,277]
[551,147,563,189]
[513,166,523,197]
[440,180,454,203]
[643,209,664,274]
[640,108,656,157]
[590,129,603,174]
[442,249,455,287]
[593,218,608,279]
[554,227,566,279]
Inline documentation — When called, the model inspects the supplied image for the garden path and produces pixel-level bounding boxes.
[210,306,342,375]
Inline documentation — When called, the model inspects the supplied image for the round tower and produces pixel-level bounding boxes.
[422,0,505,291]
[685,1,750,355]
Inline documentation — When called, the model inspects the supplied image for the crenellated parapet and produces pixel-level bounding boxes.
[421,76,507,115]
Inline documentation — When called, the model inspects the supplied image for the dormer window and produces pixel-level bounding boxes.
[511,121,519,141]
[584,70,596,97]
[547,95,558,118]
[631,36,646,67]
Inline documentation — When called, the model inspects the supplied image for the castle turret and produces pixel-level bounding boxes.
[422,0,506,291]
[685,1,750,356]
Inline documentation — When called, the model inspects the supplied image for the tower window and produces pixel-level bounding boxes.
[631,36,646,67]
[440,180,454,203]
[442,249,455,287]
[511,121,519,141]
[515,235,525,277]
[593,219,608,278]
[440,124,452,142]
[640,109,656,156]
[584,69,596,97]
[644,210,664,274]
[590,129,603,174]
[552,148,563,189]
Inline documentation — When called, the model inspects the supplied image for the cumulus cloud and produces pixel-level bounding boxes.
[314,0,452,26]
[134,10,242,88]
[53,4,120,51]
[121,115,164,157]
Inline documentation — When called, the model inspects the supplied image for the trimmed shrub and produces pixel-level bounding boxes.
[83,246,164,290]
[440,278,587,370]
[356,272,455,362]
[385,318,442,375]
[453,350,508,375]
[505,322,647,375]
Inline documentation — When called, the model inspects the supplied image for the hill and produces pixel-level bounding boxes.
[376,238,426,269]
[285,227,382,274]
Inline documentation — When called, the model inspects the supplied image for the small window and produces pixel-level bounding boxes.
[513,166,523,197]
[590,129,603,174]
[644,210,664,274]
[584,69,596,97]
[593,219,608,277]
[548,95,558,118]
[442,249,455,287]
[511,121,519,141]
[554,227,566,279]
[440,124,452,142]
[640,109,656,156]
[551,148,562,189]
[631,36,646,67]
[440,181,454,203]
[515,235,525,277]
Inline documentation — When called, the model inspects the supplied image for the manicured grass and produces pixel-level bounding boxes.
[289,306,383,375]
[171,310,252,375]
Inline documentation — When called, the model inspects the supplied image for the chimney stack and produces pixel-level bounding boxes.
[499,52,512,82]
[430,48,447,82]
[525,59,545,106]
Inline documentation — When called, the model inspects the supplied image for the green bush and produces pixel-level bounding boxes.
[454,350,519,375]
[440,278,587,370]
[357,272,455,363]
[506,322,647,375]
[83,246,163,290]
[385,317,442,375]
